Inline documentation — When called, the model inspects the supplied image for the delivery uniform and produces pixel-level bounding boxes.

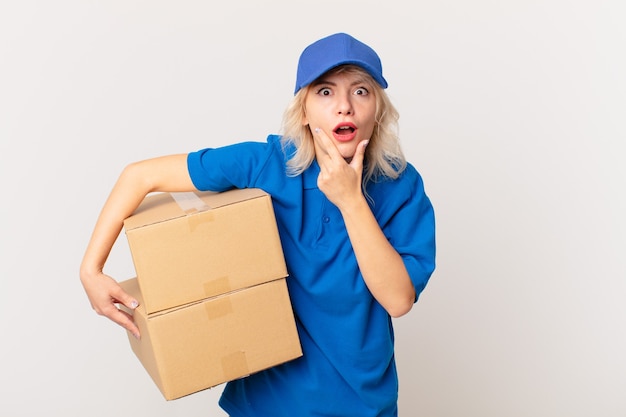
[187,134,436,417]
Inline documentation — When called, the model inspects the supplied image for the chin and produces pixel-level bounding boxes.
[337,144,357,160]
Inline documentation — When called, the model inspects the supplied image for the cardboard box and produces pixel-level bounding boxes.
[123,188,288,314]
[120,277,303,400]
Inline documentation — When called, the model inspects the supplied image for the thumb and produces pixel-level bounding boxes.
[111,284,139,311]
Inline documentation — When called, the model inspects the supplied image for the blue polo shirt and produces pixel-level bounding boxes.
[187,134,436,417]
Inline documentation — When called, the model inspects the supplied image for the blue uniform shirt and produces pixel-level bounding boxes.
[187,134,436,417]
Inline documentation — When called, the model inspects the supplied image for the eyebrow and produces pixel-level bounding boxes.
[312,77,369,88]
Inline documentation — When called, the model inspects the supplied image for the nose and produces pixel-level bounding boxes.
[336,93,353,115]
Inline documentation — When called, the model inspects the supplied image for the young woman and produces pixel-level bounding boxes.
[80,32,436,416]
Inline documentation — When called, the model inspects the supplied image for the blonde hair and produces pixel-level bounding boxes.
[279,65,406,187]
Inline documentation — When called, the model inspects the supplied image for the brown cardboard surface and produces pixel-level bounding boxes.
[120,277,302,401]
[123,188,288,314]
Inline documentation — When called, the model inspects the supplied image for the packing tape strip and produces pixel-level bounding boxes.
[204,276,232,298]
[170,192,213,231]
[187,210,213,232]
[170,192,210,214]
[205,296,233,320]
[222,351,250,381]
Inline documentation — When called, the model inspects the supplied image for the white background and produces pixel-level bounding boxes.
[1,1,625,416]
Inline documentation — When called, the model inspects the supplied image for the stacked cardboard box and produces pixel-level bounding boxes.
[119,188,302,400]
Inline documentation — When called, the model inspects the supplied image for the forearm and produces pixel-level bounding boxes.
[340,197,416,318]
[80,164,151,278]
[80,154,194,279]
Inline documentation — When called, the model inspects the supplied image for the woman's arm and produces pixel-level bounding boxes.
[79,154,195,337]
[313,131,416,318]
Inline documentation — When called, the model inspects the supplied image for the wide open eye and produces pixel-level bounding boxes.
[316,87,332,96]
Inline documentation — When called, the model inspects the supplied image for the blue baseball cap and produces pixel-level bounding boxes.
[294,33,388,94]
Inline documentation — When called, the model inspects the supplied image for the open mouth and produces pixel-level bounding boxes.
[333,123,357,142]
[334,125,355,135]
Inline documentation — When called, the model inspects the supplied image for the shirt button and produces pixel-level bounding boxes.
[323,216,330,223]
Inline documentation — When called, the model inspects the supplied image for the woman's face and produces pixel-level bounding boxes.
[303,70,377,162]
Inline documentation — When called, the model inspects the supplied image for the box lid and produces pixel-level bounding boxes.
[124,188,269,231]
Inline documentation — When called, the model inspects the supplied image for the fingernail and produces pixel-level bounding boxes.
[314,127,321,133]
[132,332,141,340]
[130,300,139,309]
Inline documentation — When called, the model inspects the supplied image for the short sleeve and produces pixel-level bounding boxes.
[376,165,436,300]
[187,136,281,191]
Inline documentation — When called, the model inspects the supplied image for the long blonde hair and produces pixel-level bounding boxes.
[280,65,406,186]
